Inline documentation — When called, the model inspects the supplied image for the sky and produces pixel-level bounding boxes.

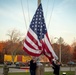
[0,0,76,45]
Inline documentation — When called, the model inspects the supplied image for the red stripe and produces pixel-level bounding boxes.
[43,52,53,63]
[45,34,54,56]
[27,32,41,49]
[43,34,54,59]
[45,44,53,57]
[27,32,38,45]
[24,39,37,50]
[46,33,50,42]
[46,33,52,45]
[23,47,42,56]
[44,44,53,59]
[23,31,43,56]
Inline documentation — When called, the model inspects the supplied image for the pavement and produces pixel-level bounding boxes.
[0,64,76,75]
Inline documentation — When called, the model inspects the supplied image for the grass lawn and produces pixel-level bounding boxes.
[8,71,75,75]
[0,66,3,68]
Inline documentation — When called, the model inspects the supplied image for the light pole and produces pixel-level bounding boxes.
[59,37,62,63]
[54,37,62,63]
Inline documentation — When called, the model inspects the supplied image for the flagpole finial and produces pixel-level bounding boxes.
[38,0,41,6]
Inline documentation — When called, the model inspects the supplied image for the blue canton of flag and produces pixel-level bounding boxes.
[30,4,47,40]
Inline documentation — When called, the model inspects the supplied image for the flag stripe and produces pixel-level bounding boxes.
[23,42,42,55]
[25,34,39,49]
[42,35,53,59]
[44,50,53,60]
[24,39,36,50]
[44,34,58,59]
[28,28,42,47]
[27,31,38,45]
[23,47,42,56]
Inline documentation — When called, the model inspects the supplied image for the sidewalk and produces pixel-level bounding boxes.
[0,73,3,75]
[0,68,3,75]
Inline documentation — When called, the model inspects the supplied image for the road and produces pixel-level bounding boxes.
[0,66,76,74]
[45,67,76,72]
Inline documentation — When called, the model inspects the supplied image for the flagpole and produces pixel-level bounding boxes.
[37,0,41,62]
[38,0,41,6]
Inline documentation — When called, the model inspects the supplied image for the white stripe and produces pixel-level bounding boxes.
[29,28,42,46]
[44,35,58,60]
[26,36,38,49]
[24,42,42,54]
[29,28,37,40]
[44,49,51,57]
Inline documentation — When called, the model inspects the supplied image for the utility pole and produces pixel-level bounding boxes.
[59,37,62,63]
[38,0,41,6]
[36,0,41,62]
[54,37,62,62]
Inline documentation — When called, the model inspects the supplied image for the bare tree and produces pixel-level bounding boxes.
[6,29,23,64]
[7,29,23,43]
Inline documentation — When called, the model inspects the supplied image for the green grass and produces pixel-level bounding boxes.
[0,66,3,68]
[8,71,75,75]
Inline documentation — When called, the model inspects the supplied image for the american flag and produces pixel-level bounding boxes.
[23,3,58,61]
